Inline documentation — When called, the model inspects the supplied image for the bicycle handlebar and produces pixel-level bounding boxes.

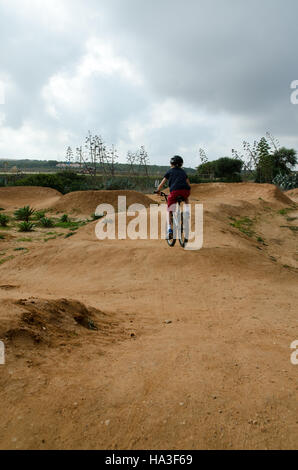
[154,191,168,198]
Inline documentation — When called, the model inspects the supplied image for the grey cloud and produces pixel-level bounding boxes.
[1,0,298,162]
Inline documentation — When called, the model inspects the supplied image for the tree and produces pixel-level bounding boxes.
[105,145,118,177]
[138,146,150,177]
[199,148,208,165]
[215,157,243,179]
[65,147,74,167]
[271,147,297,175]
[197,161,216,178]
[232,133,297,184]
[197,157,243,181]
[127,151,138,175]
[255,137,273,183]
[256,139,297,183]
[232,140,259,177]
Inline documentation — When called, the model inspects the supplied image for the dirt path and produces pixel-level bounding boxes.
[0,184,297,449]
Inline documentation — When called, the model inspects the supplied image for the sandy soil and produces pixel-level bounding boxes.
[0,183,297,450]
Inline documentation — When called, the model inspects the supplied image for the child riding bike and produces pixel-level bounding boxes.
[156,155,191,238]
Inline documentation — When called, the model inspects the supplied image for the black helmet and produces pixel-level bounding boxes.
[170,155,184,167]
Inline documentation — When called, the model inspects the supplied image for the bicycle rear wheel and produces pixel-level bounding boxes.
[179,213,188,248]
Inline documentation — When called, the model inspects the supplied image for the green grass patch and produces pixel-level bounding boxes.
[44,236,57,242]
[229,217,255,237]
[0,234,5,240]
[64,232,75,239]
[14,247,28,252]
[54,220,82,229]
[0,255,14,265]
[17,237,32,242]
[280,225,298,232]
[278,207,296,216]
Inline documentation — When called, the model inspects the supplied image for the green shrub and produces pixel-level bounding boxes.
[60,214,69,223]
[39,217,54,228]
[273,173,298,190]
[104,177,136,190]
[15,171,89,194]
[188,174,201,184]
[34,210,46,220]
[197,157,243,181]
[0,214,9,227]
[18,221,34,232]
[14,206,35,222]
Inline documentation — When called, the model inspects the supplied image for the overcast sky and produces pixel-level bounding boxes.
[0,0,298,167]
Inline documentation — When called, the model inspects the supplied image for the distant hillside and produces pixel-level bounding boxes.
[0,159,196,176]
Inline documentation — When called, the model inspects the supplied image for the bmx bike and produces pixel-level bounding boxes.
[155,191,189,248]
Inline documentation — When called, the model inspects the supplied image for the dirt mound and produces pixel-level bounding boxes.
[0,186,62,210]
[190,183,293,206]
[0,182,297,450]
[0,298,126,351]
[50,190,154,215]
[286,188,298,203]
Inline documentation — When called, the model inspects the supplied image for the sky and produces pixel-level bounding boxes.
[0,0,298,167]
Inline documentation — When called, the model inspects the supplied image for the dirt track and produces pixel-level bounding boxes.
[0,183,297,449]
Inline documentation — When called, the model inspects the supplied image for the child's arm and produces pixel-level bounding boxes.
[186,178,191,187]
[157,177,167,193]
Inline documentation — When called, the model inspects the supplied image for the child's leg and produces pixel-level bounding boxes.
[168,211,173,229]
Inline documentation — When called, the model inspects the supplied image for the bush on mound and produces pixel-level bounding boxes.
[15,172,90,195]
[18,221,34,232]
[0,214,9,227]
[14,206,35,222]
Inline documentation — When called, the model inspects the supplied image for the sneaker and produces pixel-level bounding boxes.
[167,227,173,239]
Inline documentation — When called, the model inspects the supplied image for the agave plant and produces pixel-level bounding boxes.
[39,217,54,228]
[34,210,46,220]
[60,214,69,223]
[18,221,34,232]
[14,206,35,222]
[0,214,9,227]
